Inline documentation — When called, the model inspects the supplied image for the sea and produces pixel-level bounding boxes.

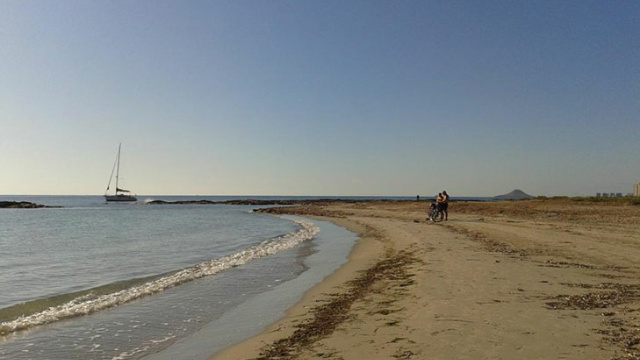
[0,195,368,360]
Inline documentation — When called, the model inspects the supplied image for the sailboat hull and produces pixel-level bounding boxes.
[105,195,137,202]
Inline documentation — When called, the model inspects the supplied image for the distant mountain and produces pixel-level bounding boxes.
[493,189,534,200]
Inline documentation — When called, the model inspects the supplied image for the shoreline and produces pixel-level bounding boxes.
[211,215,387,359]
[211,199,640,359]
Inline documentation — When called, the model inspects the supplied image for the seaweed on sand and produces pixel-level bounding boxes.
[546,283,640,359]
[252,251,418,360]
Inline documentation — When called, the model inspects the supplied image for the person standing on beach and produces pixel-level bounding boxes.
[436,192,444,214]
[441,190,450,220]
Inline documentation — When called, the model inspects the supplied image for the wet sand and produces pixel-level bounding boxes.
[212,199,640,359]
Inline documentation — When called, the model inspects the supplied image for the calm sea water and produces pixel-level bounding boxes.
[0,196,359,360]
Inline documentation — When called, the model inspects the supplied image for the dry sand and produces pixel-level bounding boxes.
[212,199,640,359]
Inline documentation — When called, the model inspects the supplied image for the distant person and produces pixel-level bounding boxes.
[417,195,420,202]
[441,190,450,220]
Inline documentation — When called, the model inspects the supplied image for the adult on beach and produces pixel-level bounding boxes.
[441,190,449,220]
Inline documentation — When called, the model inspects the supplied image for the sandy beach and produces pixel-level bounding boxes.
[212,199,640,360]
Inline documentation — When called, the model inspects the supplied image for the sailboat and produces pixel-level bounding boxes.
[104,143,137,202]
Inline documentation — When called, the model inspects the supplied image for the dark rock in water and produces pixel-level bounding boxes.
[146,200,225,205]
[0,201,49,208]
[146,199,302,206]
[144,198,390,206]
[493,189,534,200]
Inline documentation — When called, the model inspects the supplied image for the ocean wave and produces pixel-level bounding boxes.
[0,219,319,335]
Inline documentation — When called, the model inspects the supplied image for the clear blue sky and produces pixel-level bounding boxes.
[1,1,638,197]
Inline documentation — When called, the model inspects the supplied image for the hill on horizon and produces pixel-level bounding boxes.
[493,189,534,200]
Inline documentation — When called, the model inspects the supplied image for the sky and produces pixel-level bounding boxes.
[1,1,638,197]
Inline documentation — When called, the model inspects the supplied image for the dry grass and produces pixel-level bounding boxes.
[451,198,640,226]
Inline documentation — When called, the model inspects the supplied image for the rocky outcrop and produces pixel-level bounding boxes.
[0,201,50,208]
[145,199,384,206]
[146,199,300,206]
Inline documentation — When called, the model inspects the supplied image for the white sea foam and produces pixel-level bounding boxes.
[0,219,319,335]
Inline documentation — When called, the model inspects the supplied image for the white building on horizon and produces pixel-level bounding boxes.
[634,183,640,197]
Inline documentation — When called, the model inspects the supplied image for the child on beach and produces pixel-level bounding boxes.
[427,201,438,221]
[427,193,443,221]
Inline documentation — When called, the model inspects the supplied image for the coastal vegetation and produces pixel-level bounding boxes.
[536,196,640,206]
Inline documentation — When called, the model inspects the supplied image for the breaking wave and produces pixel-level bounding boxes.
[0,219,319,335]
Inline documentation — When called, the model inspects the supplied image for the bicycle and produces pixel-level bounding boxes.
[427,202,444,222]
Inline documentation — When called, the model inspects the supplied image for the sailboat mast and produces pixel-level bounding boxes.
[115,143,121,193]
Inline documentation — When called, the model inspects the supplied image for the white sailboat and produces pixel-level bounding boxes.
[104,143,137,202]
